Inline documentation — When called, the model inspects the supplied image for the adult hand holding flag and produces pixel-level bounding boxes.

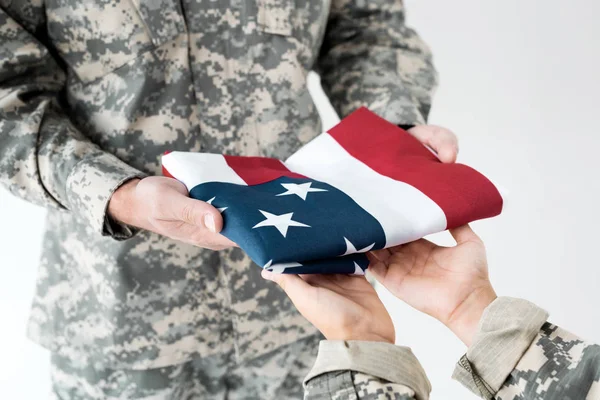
[108,176,236,250]
[161,108,502,274]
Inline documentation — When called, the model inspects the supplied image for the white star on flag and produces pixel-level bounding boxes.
[253,210,310,237]
[263,260,303,273]
[342,237,375,256]
[276,182,327,200]
[206,196,227,213]
[353,262,365,275]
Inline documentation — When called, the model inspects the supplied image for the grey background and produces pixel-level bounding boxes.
[1,0,599,398]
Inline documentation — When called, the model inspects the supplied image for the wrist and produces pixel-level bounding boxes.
[353,333,394,344]
[445,286,497,347]
[331,328,395,344]
[108,178,142,227]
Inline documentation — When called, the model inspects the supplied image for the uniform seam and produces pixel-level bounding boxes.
[458,354,495,399]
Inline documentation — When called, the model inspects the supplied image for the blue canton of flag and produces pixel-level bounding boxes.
[189,176,386,274]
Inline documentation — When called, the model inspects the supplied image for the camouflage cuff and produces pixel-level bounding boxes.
[398,124,417,131]
[354,102,426,128]
[65,152,147,239]
[451,297,549,398]
[103,193,144,241]
[304,340,431,400]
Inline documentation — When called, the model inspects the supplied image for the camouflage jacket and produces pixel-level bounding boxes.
[0,0,436,369]
[304,297,600,400]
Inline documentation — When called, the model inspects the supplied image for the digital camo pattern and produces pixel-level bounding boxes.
[353,372,417,400]
[50,334,320,399]
[496,322,600,400]
[0,0,436,376]
[304,371,416,400]
[317,0,438,127]
[305,323,600,400]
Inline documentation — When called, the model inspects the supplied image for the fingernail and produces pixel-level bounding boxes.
[261,269,274,281]
[204,214,216,233]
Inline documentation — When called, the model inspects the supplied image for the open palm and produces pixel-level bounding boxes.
[368,225,495,333]
[262,271,395,344]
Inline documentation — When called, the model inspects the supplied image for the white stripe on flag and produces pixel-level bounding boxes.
[162,152,247,190]
[286,133,448,247]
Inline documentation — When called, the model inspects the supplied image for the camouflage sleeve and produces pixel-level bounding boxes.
[0,2,145,238]
[452,297,600,400]
[316,0,437,125]
[303,340,431,400]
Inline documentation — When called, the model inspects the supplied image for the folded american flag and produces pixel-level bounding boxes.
[162,108,504,274]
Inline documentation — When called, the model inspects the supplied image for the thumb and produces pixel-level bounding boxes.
[171,194,223,233]
[449,224,482,245]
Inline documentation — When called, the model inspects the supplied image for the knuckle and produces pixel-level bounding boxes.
[146,182,163,198]
[180,203,197,224]
[432,126,451,138]
[151,198,166,216]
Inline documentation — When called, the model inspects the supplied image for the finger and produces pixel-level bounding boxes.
[366,251,382,264]
[368,242,431,288]
[367,242,417,267]
[449,224,482,245]
[300,273,360,294]
[298,273,326,286]
[436,141,459,164]
[368,248,392,263]
[170,195,224,233]
[373,239,433,259]
[396,238,438,253]
[220,236,238,247]
[200,234,238,250]
[408,126,458,163]
[367,260,388,282]
[262,270,316,302]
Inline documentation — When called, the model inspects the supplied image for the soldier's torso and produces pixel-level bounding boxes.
[30,0,329,369]
[49,0,330,165]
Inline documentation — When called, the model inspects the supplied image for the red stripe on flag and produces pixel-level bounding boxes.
[328,108,503,229]
[161,151,175,178]
[224,155,305,185]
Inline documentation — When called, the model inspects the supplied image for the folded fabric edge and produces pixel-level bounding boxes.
[264,253,370,275]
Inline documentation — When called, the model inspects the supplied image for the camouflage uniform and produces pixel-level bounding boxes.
[0,0,436,397]
[50,334,321,399]
[304,297,600,400]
